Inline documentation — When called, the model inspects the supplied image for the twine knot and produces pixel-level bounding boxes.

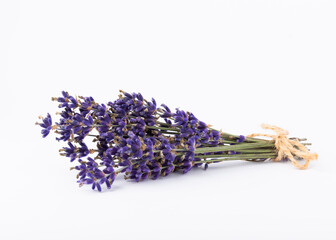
[247,124,318,169]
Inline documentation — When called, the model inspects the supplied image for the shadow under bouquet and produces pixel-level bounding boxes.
[36,90,318,191]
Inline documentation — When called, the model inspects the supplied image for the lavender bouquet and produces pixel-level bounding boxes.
[36,90,318,191]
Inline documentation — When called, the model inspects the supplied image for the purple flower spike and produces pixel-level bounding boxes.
[38,113,53,138]
[237,135,245,143]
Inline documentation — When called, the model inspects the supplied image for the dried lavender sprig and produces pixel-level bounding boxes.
[36,90,314,191]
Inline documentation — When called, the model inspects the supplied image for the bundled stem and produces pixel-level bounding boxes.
[36,90,316,191]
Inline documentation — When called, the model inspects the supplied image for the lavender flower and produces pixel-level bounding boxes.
[36,113,53,138]
[38,90,304,191]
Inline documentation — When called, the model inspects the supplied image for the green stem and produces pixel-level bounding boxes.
[195,149,276,155]
[194,141,275,154]
[194,153,276,163]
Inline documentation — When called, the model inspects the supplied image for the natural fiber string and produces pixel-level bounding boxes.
[247,124,318,169]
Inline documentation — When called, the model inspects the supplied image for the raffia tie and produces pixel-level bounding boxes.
[247,124,318,169]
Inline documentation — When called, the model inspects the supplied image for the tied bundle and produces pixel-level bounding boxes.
[36,90,317,191]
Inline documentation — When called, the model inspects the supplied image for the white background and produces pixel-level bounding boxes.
[1,1,336,239]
